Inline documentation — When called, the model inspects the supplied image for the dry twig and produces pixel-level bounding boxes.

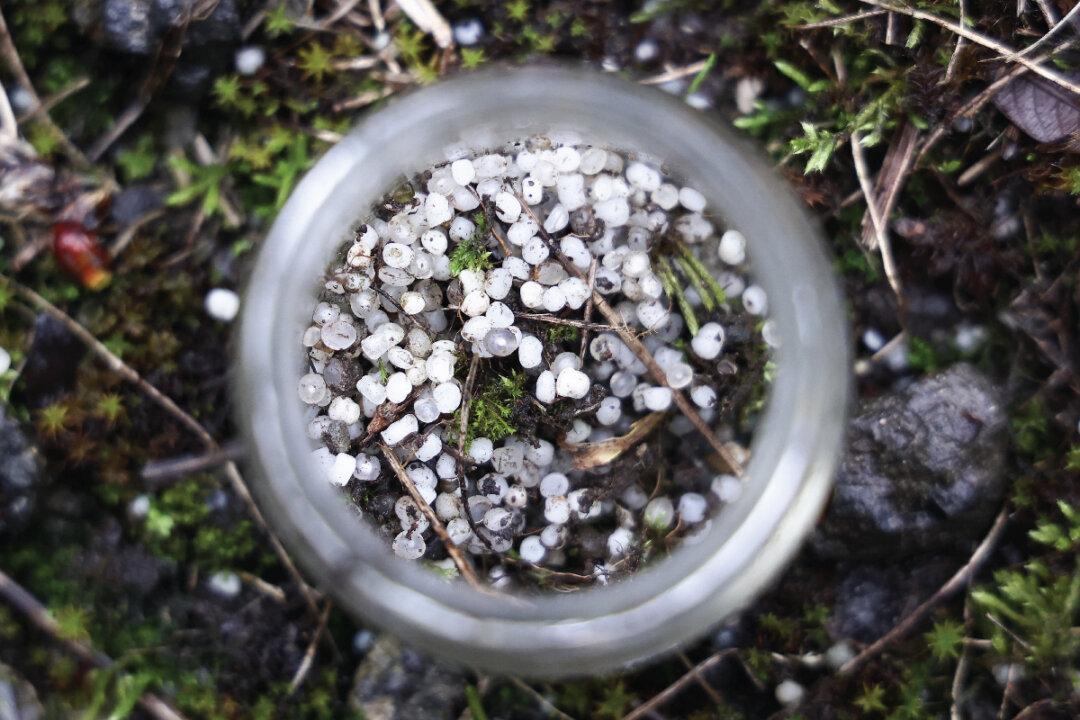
[378,440,483,588]
[798,9,887,30]
[1012,1,1080,59]
[857,0,1080,96]
[0,568,189,720]
[507,677,577,720]
[288,600,333,694]
[623,650,738,720]
[839,507,1010,676]
[851,130,903,298]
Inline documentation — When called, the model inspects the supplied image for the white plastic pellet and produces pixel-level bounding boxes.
[544,496,571,524]
[642,386,673,411]
[353,454,381,482]
[298,373,327,404]
[555,368,590,399]
[535,370,556,404]
[690,385,717,408]
[519,536,546,564]
[381,414,418,445]
[678,186,707,212]
[742,285,768,315]
[691,322,725,360]
[718,229,747,265]
[327,453,355,486]
[450,159,476,185]
[433,382,462,414]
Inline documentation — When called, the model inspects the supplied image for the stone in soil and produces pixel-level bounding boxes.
[814,363,1008,560]
[826,559,954,643]
[10,315,85,410]
[349,636,465,720]
[84,0,241,97]
[0,411,42,537]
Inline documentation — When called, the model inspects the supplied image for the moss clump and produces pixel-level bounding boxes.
[450,371,526,446]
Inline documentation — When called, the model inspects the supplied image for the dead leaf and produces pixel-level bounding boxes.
[559,411,666,470]
[993,72,1080,145]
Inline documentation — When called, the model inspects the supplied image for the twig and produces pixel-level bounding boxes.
[851,130,903,299]
[839,507,1010,676]
[578,259,597,365]
[395,0,452,48]
[0,80,16,143]
[1034,0,1060,25]
[517,201,744,476]
[914,60,1038,168]
[623,650,738,720]
[237,571,287,603]
[16,77,91,125]
[678,651,725,705]
[508,677,576,720]
[1011,1,1080,59]
[110,208,167,259]
[866,123,919,249]
[1,276,323,617]
[0,568,189,720]
[798,9,887,30]
[288,600,333,694]
[856,0,1080,96]
[950,597,974,720]
[0,6,90,168]
[141,440,246,484]
[639,60,710,85]
[944,0,968,81]
[378,440,484,588]
[332,86,396,113]
[1012,699,1058,720]
[515,313,615,332]
[368,0,386,32]
[454,355,493,552]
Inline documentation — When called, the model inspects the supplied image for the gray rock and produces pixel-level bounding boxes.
[349,636,465,720]
[0,663,43,720]
[84,0,241,97]
[815,364,1008,559]
[0,413,42,536]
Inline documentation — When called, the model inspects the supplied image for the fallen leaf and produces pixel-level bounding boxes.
[559,411,666,470]
[993,72,1080,145]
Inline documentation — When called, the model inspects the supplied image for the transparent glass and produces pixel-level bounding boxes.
[236,65,849,677]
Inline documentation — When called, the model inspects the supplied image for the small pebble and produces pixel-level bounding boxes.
[205,288,240,322]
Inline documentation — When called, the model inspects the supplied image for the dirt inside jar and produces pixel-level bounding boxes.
[297,133,774,591]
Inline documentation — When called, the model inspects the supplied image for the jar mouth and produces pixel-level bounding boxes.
[236,64,849,676]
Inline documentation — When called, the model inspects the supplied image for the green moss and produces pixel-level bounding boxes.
[449,232,493,276]
[451,371,526,445]
[546,325,579,345]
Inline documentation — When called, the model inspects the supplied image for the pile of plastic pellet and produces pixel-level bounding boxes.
[299,133,774,588]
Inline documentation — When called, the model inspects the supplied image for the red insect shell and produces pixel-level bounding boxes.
[51,221,112,291]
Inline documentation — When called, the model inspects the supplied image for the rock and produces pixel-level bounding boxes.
[81,0,241,97]
[0,663,44,720]
[11,314,85,410]
[815,364,1008,559]
[349,636,465,720]
[0,412,42,537]
[827,560,953,643]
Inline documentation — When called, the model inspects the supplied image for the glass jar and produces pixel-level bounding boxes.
[236,65,849,677]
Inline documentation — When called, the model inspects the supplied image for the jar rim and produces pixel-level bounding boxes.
[236,64,849,676]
